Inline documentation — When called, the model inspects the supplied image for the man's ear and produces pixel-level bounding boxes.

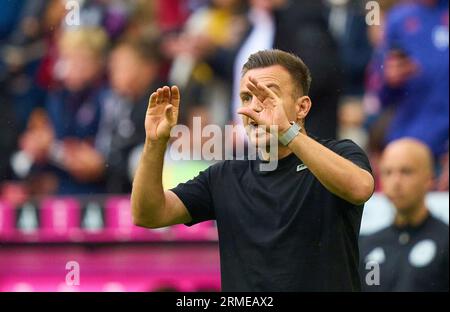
[296,96,312,121]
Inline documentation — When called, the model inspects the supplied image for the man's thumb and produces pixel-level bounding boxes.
[237,107,259,123]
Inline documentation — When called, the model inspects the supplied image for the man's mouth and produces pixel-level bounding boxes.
[248,121,267,138]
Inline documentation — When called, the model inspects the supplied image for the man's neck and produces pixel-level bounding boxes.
[277,146,293,159]
[276,128,307,160]
[394,202,429,228]
[258,145,292,162]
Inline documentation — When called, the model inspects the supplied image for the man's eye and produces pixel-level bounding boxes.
[401,168,413,175]
[241,95,252,103]
[381,169,391,176]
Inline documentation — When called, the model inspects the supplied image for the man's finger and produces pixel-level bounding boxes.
[247,82,269,107]
[237,107,261,124]
[247,78,276,107]
[147,92,157,112]
[246,81,262,98]
[162,86,170,104]
[156,88,163,105]
[170,86,180,108]
[249,76,277,102]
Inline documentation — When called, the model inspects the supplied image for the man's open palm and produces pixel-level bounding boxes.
[146,86,180,142]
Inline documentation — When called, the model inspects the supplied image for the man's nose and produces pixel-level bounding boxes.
[389,172,403,189]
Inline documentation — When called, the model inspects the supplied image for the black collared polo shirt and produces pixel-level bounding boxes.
[359,213,449,292]
[171,137,372,291]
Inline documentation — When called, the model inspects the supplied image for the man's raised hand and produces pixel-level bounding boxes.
[145,86,180,143]
[237,76,290,134]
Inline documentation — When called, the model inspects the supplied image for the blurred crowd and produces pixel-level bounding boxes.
[0,0,448,200]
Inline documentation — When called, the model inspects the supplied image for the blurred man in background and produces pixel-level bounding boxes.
[360,138,449,292]
[326,0,373,96]
[95,37,163,194]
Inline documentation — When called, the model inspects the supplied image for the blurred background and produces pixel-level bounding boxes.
[0,0,448,292]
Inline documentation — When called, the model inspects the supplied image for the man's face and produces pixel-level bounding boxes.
[380,142,433,213]
[239,65,299,148]
[58,48,102,92]
[109,46,156,98]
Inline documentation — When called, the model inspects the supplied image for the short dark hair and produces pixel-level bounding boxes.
[242,49,312,96]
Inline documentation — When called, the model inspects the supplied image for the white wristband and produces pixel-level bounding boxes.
[278,122,301,146]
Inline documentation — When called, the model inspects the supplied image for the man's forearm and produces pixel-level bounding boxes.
[131,139,168,227]
[287,133,374,205]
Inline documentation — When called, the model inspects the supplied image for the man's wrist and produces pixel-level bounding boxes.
[145,137,169,150]
[278,122,302,146]
[278,121,292,135]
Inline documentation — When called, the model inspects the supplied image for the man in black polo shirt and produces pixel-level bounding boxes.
[360,138,449,292]
[131,49,375,291]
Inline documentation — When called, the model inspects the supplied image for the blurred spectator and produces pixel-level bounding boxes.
[364,0,395,141]
[17,27,109,195]
[0,0,48,132]
[370,0,449,188]
[34,0,67,92]
[0,95,18,182]
[95,37,163,193]
[326,0,373,96]
[338,96,368,150]
[363,0,399,189]
[360,138,449,292]
[275,0,341,140]
[35,0,150,95]
[0,0,50,189]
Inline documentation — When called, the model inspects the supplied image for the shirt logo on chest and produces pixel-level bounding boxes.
[409,239,437,268]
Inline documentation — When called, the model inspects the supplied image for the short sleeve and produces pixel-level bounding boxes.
[170,166,216,226]
[334,140,373,176]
